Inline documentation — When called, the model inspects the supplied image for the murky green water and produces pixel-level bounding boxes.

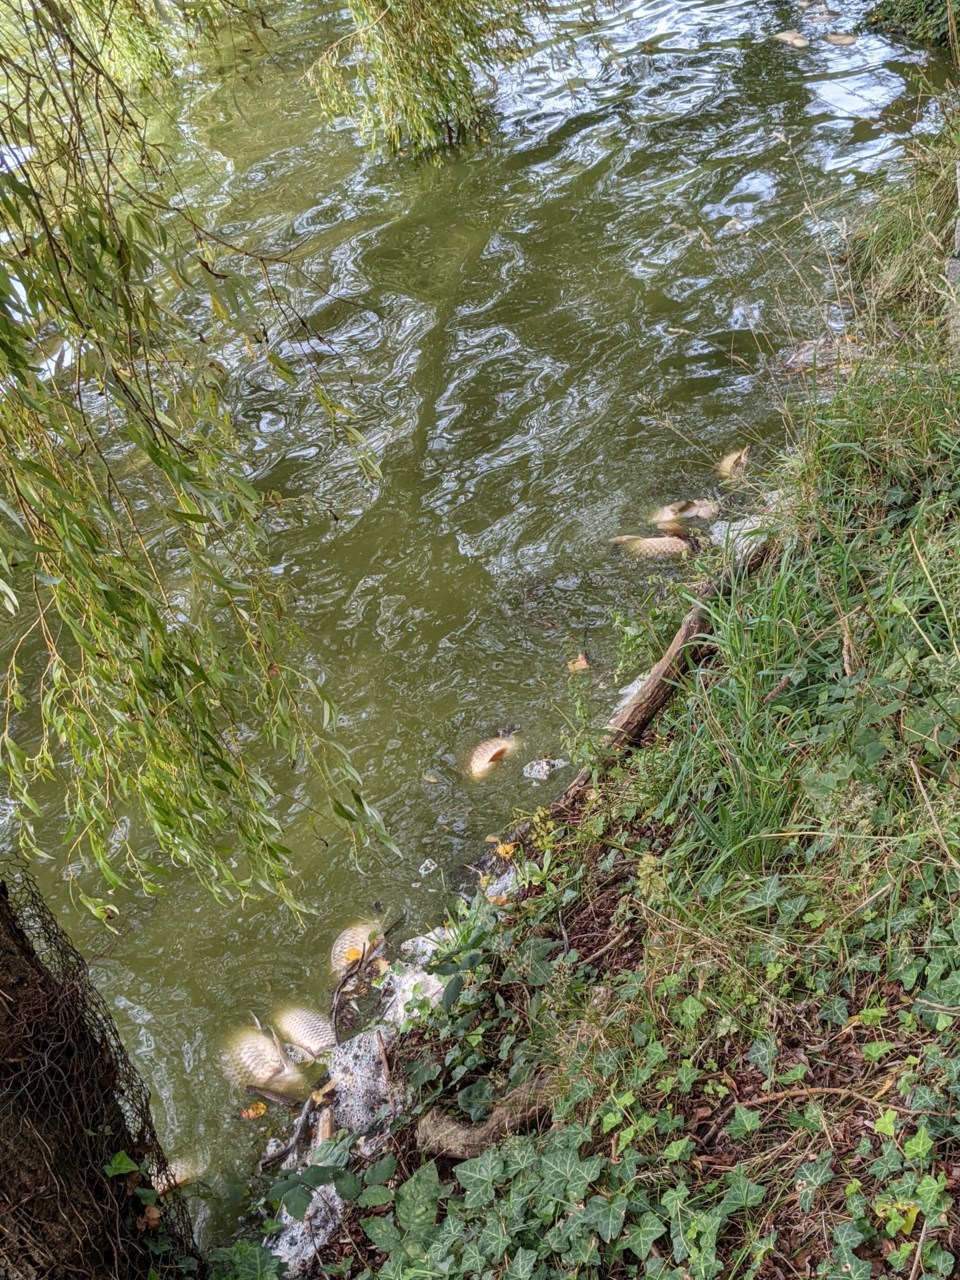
[6,0,946,1236]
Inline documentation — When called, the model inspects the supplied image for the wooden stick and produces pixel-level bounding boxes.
[416,1079,551,1158]
[502,542,770,848]
[259,1093,318,1169]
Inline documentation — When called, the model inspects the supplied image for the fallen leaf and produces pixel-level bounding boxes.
[141,1205,162,1231]
[494,841,518,860]
[487,894,509,906]
[567,652,591,672]
[240,1101,267,1120]
[484,834,500,844]
[422,773,438,784]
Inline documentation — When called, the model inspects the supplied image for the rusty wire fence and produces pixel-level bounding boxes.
[0,860,203,1279]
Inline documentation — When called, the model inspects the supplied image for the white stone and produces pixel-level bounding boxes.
[521,757,569,781]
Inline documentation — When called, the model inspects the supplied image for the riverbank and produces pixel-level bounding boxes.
[275,117,960,1277]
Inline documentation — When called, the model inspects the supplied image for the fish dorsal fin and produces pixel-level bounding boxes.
[655,520,691,538]
[270,1026,292,1073]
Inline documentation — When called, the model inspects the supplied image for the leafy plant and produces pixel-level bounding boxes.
[0,0,387,913]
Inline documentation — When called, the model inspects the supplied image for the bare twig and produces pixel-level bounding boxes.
[259,1094,318,1170]
[581,927,632,969]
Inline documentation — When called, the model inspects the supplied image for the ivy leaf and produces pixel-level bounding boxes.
[395,1161,442,1236]
[458,1078,496,1122]
[833,1221,866,1250]
[720,1166,766,1213]
[461,1242,486,1272]
[565,1227,600,1267]
[456,1148,505,1208]
[505,1246,538,1279]
[746,1037,776,1077]
[478,1213,511,1261]
[723,1106,762,1140]
[408,1061,440,1088]
[862,1041,895,1063]
[662,1138,694,1163]
[744,875,785,909]
[903,1125,934,1164]
[831,1248,872,1280]
[874,1109,899,1138]
[818,996,849,1026]
[540,1143,603,1203]
[583,1193,627,1243]
[868,1141,903,1180]
[622,1212,667,1258]
[676,995,706,1028]
[916,1173,948,1214]
[501,1135,539,1176]
[795,1153,834,1211]
[104,1151,140,1177]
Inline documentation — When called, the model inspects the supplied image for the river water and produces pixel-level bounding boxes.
[14,0,945,1234]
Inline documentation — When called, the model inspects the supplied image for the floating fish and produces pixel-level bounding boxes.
[273,1005,336,1060]
[466,734,517,780]
[691,499,720,521]
[716,445,751,480]
[778,335,857,373]
[610,534,691,560]
[773,29,809,47]
[649,499,719,524]
[223,1025,306,1094]
[330,920,385,975]
[824,31,856,43]
[153,1157,199,1197]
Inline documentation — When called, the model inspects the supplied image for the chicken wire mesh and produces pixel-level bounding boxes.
[0,861,203,1279]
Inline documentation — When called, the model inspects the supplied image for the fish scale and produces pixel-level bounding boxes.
[330,920,384,975]
[610,534,691,560]
[466,734,517,780]
[273,1006,336,1059]
[223,1026,306,1093]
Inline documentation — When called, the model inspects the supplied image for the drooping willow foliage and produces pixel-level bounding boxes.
[309,0,549,153]
[0,0,384,917]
